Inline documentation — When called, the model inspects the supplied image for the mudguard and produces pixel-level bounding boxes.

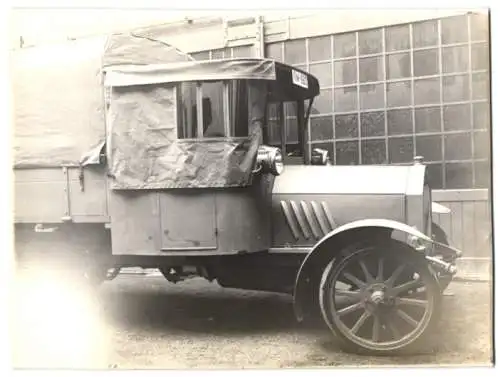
[292,218,461,321]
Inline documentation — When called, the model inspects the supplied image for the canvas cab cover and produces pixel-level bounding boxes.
[13,25,318,190]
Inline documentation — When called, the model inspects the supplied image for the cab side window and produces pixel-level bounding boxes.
[266,101,304,163]
[230,80,249,137]
[201,81,225,137]
[177,80,249,139]
[177,82,198,139]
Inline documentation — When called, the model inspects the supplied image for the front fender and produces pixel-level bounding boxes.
[292,218,461,322]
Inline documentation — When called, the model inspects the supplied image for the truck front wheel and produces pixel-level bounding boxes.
[318,240,441,355]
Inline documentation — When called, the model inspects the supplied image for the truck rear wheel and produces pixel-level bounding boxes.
[319,241,441,355]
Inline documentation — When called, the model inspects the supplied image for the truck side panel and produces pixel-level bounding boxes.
[108,191,162,255]
[14,167,109,224]
[107,176,273,256]
[67,167,109,222]
[14,168,69,223]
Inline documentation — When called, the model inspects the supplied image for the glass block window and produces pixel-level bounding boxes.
[358,28,382,55]
[385,24,410,51]
[310,115,334,141]
[415,106,442,133]
[265,42,283,61]
[442,46,469,73]
[334,32,357,58]
[334,60,357,85]
[387,81,412,107]
[359,56,383,82]
[386,52,411,79]
[361,139,386,165]
[262,12,490,188]
[360,111,385,138]
[388,136,414,163]
[441,15,468,45]
[388,109,413,135]
[443,104,471,131]
[284,39,307,64]
[335,114,358,139]
[413,20,438,48]
[334,86,358,112]
[309,62,332,87]
[308,35,332,61]
[413,48,439,76]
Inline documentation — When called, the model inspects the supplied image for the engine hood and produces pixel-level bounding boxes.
[272,165,426,196]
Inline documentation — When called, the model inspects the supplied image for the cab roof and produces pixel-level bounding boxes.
[104,57,320,101]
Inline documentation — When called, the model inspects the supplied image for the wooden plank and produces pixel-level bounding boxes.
[432,189,489,202]
[67,168,108,217]
[473,201,492,258]
[67,167,106,181]
[484,201,493,256]
[432,213,440,225]
[14,168,64,182]
[437,201,452,245]
[449,202,463,251]
[14,181,67,223]
[68,178,108,216]
[461,201,476,257]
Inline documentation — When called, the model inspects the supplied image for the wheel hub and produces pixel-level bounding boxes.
[363,285,391,313]
[370,290,385,304]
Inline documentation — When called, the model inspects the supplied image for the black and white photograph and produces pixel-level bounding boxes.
[3,2,496,372]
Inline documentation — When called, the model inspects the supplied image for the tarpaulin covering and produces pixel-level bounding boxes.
[12,27,193,169]
[12,36,108,168]
[102,32,193,67]
[13,23,296,188]
[106,81,266,189]
[103,59,277,87]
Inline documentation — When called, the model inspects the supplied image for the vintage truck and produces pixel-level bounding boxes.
[13,27,461,355]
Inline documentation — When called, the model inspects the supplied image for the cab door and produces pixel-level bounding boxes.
[159,192,217,251]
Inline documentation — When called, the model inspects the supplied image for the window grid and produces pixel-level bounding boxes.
[313,69,488,91]
[355,31,362,163]
[467,14,476,187]
[307,99,489,118]
[437,18,446,189]
[381,27,390,163]
[409,22,417,170]
[191,14,490,189]
[330,35,336,164]
[261,13,490,189]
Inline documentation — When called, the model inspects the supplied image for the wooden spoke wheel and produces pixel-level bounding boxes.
[319,241,441,355]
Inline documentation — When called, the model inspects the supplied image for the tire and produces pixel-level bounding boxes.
[319,240,442,356]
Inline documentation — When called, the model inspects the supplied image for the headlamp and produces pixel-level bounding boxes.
[254,146,284,176]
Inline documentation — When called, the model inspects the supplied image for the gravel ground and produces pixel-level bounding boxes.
[10,272,493,370]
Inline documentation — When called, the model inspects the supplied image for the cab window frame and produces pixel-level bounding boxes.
[176,79,250,140]
[265,99,307,165]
